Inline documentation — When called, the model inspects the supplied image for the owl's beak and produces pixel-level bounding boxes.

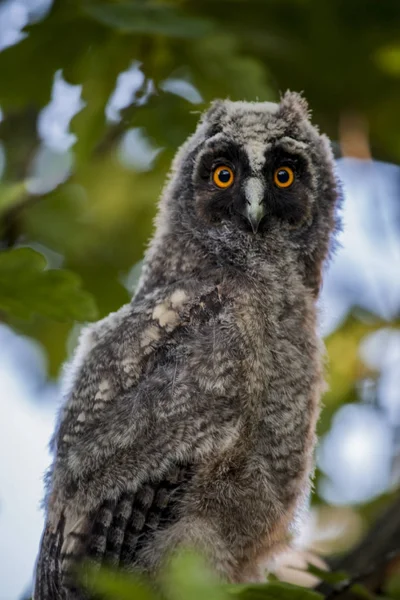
[244,177,266,233]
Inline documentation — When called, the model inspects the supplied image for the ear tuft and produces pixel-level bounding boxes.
[201,99,227,124]
[279,90,311,122]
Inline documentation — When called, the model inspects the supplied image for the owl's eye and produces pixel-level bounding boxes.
[274,166,295,188]
[213,165,234,189]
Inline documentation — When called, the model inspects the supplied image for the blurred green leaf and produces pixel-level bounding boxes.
[226,581,323,600]
[349,583,376,600]
[306,564,349,585]
[0,182,27,217]
[384,572,400,600]
[163,551,228,600]
[375,45,400,77]
[0,3,105,109]
[83,564,155,600]
[186,33,273,103]
[0,247,98,321]
[84,2,214,38]
[323,312,389,410]
[83,554,331,600]
[18,319,73,378]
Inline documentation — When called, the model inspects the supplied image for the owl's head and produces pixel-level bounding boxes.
[157,91,340,296]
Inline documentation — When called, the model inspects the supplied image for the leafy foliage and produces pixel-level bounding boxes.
[385,573,400,600]
[306,564,349,586]
[83,552,325,600]
[0,247,97,321]
[84,2,215,38]
[227,582,323,600]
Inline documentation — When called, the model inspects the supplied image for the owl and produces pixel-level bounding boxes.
[34,91,339,599]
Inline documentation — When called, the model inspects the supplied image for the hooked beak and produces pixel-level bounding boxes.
[244,177,266,233]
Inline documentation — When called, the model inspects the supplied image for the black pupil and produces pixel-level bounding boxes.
[277,169,290,183]
[218,169,231,183]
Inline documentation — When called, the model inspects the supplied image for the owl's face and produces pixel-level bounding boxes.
[193,124,314,234]
[188,95,335,238]
[165,92,339,294]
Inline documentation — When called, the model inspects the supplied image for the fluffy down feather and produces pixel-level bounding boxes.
[34,91,340,598]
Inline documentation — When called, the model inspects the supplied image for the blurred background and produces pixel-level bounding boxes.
[0,0,399,598]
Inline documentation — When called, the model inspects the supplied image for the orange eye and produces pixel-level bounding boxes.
[213,165,234,189]
[274,166,294,188]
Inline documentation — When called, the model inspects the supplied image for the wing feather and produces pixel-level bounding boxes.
[35,282,244,597]
[35,464,194,599]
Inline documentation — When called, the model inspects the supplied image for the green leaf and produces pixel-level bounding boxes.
[349,584,376,600]
[226,581,324,600]
[375,45,400,77]
[384,573,400,600]
[323,311,388,412]
[0,182,27,217]
[163,551,228,600]
[0,4,105,109]
[84,2,214,38]
[306,564,349,585]
[0,247,98,321]
[83,564,156,600]
[83,558,325,600]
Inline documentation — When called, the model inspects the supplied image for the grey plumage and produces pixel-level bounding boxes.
[34,91,340,598]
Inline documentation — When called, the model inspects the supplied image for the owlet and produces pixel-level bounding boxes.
[34,91,340,599]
